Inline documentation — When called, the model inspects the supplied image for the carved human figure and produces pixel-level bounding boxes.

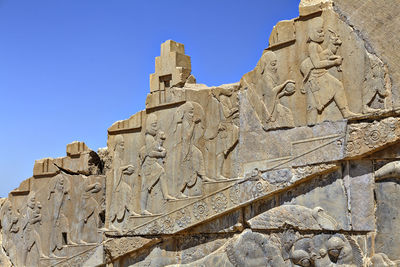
[363,57,389,113]
[257,51,296,130]
[22,195,47,265]
[300,17,359,125]
[110,134,137,228]
[204,87,239,179]
[48,174,73,256]
[170,102,215,198]
[76,180,102,244]
[1,200,19,257]
[139,114,175,215]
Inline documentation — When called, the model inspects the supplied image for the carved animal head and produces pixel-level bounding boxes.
[327,29,342,51]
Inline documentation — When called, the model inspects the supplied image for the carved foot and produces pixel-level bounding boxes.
[202,176,217,182]
[177,192,188,199]
[341,108,361,118]
[109,225,119,231]
[216,175,229,181]
[78,240,88,245]
[130,211,140,216]
[165,195,177,201]
[141,210,153,216]
[49,253,62,259]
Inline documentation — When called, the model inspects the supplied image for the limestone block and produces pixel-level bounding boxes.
[58,151,102,175]
[150,40,192,93]
[161,39,185,55]
[248,205,339,231]
[33,157,59,177]
[5,0,400,264]
[268,20,296,48]
[145,88,186,110]
[374,163,400,260]
[66,141,89,157]
[10,178,30,195]
[332,0,400,108]
[279,169,351,230]
[104,237,161,263]
[345,118,400,159]
[344,160,375,231]
[108,111,143,134]
[299,0,333,17]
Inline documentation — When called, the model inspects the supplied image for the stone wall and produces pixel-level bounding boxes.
[1,0,400,266]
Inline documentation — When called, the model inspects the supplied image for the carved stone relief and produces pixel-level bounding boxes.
[139,113,173,215]
[204,87,239,179]
[241,50,296,131]
[2,0,400,266]
[109,134,137,229]
[300,17,359,125]
[166,101,214,198]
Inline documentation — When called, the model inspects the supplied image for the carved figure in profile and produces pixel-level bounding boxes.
[300,17,359,125]
[1,200,19,257]
[109,134,137,229]
[363,56,389,113]
[48,174,73,256]
[76,180,102,244]
[168,101,215,198]
[22,195,47,265]
[257,51,296,131]
[204,87,239,179]
[139,113,175,215]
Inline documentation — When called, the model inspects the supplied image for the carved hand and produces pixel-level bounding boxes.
[285,80,296,85]
[334,57,343,66]
[122,165,135,175]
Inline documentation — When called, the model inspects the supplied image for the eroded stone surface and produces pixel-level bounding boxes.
[1,0,400,266]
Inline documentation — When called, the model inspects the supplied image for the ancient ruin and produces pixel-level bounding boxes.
[1,0,400,266]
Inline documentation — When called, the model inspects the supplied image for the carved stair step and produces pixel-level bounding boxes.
[129,213,163,227]
[39,244,98,266]
[165,195,202,212]
[39,257,68,267]
[112,163,340,236]
[202,178,241,195]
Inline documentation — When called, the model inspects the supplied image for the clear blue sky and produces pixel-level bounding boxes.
[0,0,299,197]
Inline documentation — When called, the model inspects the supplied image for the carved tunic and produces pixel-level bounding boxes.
[261,73,295,129]
[140,134,165,191]
[110,156,133,221]
[23,207,40,250]
[169,118,206,195]
[305,42,346,109]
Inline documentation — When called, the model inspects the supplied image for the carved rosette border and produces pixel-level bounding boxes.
[116,163,339,236]
[211,193,228,213]
[345,118,400,158]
